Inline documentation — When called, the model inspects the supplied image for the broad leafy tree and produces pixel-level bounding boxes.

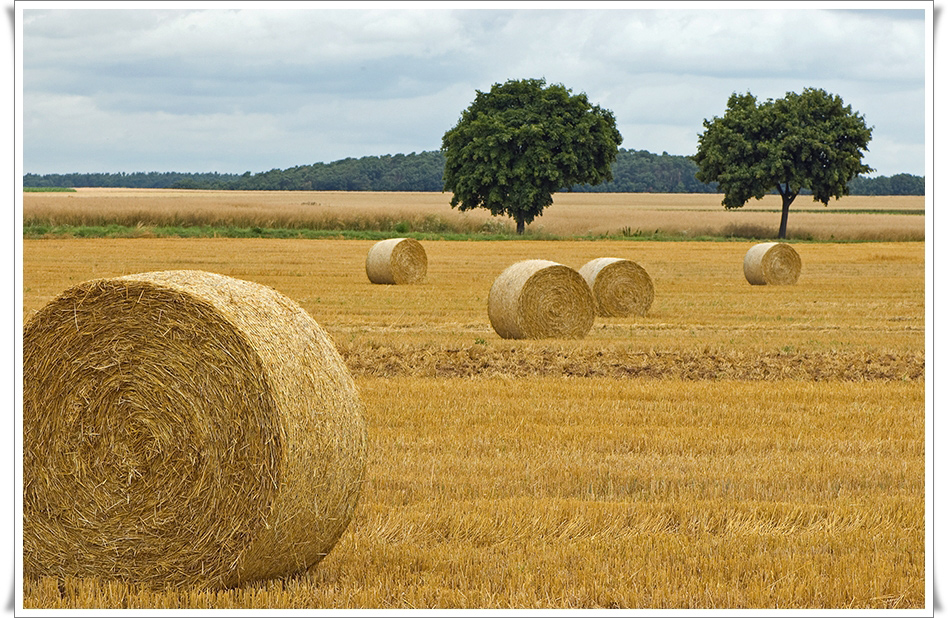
[693,88,873,239]
[441,78,622,234]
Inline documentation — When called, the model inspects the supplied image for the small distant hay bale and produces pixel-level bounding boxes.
[578,257,654,317]
[487,259,595,339]
[743,242,802,285]
[23,270,367,590]
[365,237,427,284]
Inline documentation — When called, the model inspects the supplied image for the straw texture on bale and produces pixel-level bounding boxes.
[23,270,367,590]
[365,237,427,284]
[488,259,595,340]
[578,257,654,317]
[743,242,802,285]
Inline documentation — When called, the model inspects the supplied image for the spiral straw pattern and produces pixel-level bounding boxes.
[365,238,427,284]
[743,242,802,285]
[23,270,367,590]
[488,259,595,340]
[578,257,654,317]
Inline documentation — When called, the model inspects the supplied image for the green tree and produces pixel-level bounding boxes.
[441,78,622,234]
[693,88,873,239]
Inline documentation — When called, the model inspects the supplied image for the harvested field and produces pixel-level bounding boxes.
[20,234,926,609]
[22,238,925,355]
[337,341,923,381]
[24,376,925,609]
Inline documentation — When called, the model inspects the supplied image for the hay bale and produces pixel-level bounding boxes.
[365,237,427,284]
[578,257,654,317]
[487,259,595,339]
[23,270,367,590]
[743,242,802,285]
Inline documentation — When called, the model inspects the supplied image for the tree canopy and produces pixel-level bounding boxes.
[693,88,873,239]
[441,78,622,234]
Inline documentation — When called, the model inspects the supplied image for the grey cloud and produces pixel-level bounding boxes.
[21,6,927,176]
[25,8,474,114]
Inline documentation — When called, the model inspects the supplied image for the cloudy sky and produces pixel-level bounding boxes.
[19,3,930,178]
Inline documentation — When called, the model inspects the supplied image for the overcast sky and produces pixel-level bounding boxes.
[19,3,930,178]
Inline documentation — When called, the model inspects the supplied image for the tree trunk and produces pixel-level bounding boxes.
[516,218,525,235]
[777,186,796,240]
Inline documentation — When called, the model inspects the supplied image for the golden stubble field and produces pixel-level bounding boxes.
[20,198,927,609]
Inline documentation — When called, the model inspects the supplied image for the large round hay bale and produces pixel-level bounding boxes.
[487,259,595,339]
[23,270,367,590]
[578,257,654,317]
[743,242,802,285]
[365,237,427,284]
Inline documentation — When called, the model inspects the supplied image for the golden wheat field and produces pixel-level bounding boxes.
[23,188,925,240]
[19,192,928,610]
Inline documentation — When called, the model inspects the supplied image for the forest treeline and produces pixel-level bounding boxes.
[23,148,925,195]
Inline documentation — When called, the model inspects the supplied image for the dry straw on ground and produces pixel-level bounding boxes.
[487,259,595,340]
[743,242,802,285]
[22,270,367,590]
[365,237,427,284]
[578,257,654,317]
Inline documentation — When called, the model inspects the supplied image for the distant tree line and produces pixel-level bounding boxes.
[844,173,925,196]
[23,148,924,195]
[572,149,720,193]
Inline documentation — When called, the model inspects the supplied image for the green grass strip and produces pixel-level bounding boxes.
[23,223,916,243]
[651,208,924,215]
[23,224,527,241]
